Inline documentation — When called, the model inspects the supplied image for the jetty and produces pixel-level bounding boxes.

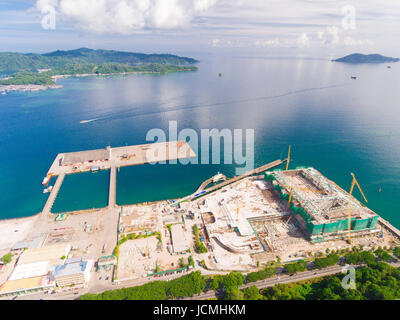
[40,141,196,215]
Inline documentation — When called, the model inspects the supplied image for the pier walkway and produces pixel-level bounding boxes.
[109,166,117,208]
[42,173,65,216]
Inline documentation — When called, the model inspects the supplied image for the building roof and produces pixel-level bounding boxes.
[62,148,110,165]
[9,261,49,281]
[170,224,189,253]
[0,276,53,295]
[65,257,82,264]
[54,260,88,278]
[18,244,71,265]
[11,235,45,251]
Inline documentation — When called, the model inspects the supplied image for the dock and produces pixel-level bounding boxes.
[46,141,196,176]
[109,166,117,208]
[40,141,197,215]
[42,173,65,216]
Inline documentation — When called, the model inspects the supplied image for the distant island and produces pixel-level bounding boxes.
[0,48,198,90]
[333,53,400,64]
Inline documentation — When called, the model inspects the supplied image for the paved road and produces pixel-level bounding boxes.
[9,260,400,300]
[186,265,344,300]
[186,260,400,300]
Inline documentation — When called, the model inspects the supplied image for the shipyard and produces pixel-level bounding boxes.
[1,141,400,300]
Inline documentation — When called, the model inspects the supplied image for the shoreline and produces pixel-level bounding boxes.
[0,69,193,93]
[0,84,63,93]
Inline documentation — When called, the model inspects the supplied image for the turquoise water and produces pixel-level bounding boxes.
[116,163,240,205]
[0,54,400,229]
[52,170,109,213]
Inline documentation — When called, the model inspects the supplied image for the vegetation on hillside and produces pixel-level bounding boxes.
[333,53,399,63]
[0,48,198,85]
[0,48,198,73]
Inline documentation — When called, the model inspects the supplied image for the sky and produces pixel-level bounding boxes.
[0,0,400,58]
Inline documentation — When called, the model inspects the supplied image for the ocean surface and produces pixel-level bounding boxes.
[0,54,399,228]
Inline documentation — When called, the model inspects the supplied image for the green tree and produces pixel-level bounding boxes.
[1,252,12,264]
[243,286,263,300]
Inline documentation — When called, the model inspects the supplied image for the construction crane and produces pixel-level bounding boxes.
[234,200,245,222]
[286,145,291,171]
[347,173,368,244]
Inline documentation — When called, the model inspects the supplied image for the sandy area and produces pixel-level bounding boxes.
[0,216,38,250]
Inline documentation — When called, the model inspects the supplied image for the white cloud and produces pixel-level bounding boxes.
[297,33,310,47]
[318,26,340,45]
[343,36,373,46]
[35,0,217,34]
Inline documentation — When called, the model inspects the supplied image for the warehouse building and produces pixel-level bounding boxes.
[8,261,50,281]
[0,275,55,298]
[11,235,45,251]
[53,257,92,288]
[18,243,71,265]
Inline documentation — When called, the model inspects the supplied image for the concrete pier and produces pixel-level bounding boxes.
[42,173,65,216]
[109,166,117,208]
[177,159,284,203]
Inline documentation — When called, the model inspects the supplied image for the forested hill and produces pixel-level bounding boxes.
[0,48,198,73]
[333,53,399,64]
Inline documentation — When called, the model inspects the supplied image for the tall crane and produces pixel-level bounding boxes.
[286,145,291,171]
[347,173,368,244]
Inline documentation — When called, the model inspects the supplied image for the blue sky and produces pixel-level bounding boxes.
[0,0,399,58]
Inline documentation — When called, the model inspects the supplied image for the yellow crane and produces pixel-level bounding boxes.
[347,173,368,244]
[286,145,291,171]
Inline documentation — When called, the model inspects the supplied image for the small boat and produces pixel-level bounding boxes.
[43,185,53,194]
[42,175,51,186]
[1,92,6,95]
[351,75,357,80]
[91,166,100,172]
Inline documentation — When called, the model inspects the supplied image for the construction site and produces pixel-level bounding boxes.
[3,142,400,297]
[183,164,400,269]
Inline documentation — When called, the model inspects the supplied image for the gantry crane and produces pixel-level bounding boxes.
[347,173,368,244]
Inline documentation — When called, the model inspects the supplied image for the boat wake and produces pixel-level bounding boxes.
[80,84,345,124]
[80,118,101,124]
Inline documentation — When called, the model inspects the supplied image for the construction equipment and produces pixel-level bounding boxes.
[286,145,291,171]
[347,173,368,244]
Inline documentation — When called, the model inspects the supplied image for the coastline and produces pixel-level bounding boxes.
[0,84,63,93]
[0,69,194,93]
